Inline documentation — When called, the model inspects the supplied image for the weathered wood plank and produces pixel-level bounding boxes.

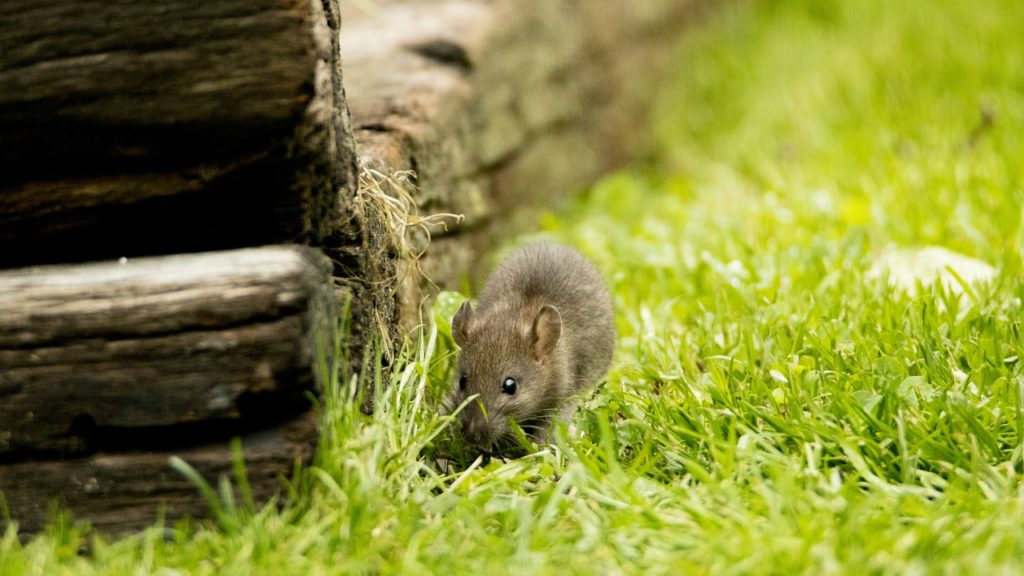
[0,0,358,268]
[0,246,334,456]
[0,410,317,535]
[338,0,703,336]
[0,0,312,172]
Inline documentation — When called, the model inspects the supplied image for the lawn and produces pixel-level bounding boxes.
[4,0,1024,573]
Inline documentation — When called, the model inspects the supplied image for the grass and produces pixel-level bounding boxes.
[4,0,1024,572]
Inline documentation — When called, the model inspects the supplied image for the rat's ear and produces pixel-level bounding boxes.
[451,301,474,347]
[529,304,562,361]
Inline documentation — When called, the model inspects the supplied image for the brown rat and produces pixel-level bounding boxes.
[448,242,615,453]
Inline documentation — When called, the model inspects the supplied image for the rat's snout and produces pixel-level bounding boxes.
[463,417,491,449]
[461,401,494,450]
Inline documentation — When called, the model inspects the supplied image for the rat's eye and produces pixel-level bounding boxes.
[501,377,517,395]
[459,374,468,391]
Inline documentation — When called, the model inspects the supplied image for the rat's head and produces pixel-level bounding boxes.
[449,300,565,453]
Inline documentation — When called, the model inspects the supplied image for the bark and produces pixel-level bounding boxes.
[0,0,358,268]
[0,246,334,457]
[0,410,317,535]
[338,0,705,328]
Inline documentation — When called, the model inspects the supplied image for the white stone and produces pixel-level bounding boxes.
[868,246,995,295]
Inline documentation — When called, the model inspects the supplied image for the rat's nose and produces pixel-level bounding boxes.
[464,419,490,449]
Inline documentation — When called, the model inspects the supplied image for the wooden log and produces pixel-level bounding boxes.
[0,409,317,535]
[0,0,358,268]
[0,246,334,456]
[337,0,703,334]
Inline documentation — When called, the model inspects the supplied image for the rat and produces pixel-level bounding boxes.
[448,242,615,453]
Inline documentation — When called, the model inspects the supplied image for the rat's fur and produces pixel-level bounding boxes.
[449,243,615,453]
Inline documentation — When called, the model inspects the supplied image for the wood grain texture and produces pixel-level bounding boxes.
[0,0,358,268]
[338,0,703,333]
[0,246,334,456]
[0,410,317,535]
[0,0,311,172]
